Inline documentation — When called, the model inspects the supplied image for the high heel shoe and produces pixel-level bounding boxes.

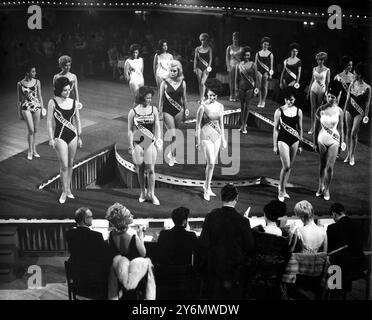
[323,189,330,201]
[150,194,160,206]
[67,192,75,199]
[349,156,355,166]
[203,190,210,201]
[27,151,33,161]
[33,151,40,158]
[59,193,67,204]
[207,189,216,197]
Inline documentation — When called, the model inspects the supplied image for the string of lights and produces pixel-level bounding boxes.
[0,1,370,21]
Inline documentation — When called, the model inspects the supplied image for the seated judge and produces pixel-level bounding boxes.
[66,207,113,284]
[156,207,199,265]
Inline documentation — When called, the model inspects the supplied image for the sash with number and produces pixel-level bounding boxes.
[321,124,340,143]
[54,109,77,135]
[197,51,209,69]
[208,120,221,136]
[164,85,183,113]
[134,118,155,141]
[284,60,297,80]
[257,56,270,73]
[350,97,364,117]
[21,86,41,109]
[279,117,299,140]
[239,64,255,88]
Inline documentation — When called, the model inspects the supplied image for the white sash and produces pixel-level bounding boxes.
[321,124,340,143]
[350,98,364,117]
[198,51,209,68]
[279,117,299,140]
[21,86,41,109]
[54,109,76,135]
[257,57,270,73]
[164,87,183,113]
[208,120,221,136]
[134,119,155,141]
[239,64,255,87]
[284,61,297,80]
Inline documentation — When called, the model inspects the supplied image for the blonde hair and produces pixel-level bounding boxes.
[294,200,314,221]
[167,60,184,81]
[58,55,72,68]
[315,52,328,62]
[105,202,133,232]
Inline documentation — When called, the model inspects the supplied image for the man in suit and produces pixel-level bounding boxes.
[66,207,113,297]
[199,183,255,299]
[156,207,198,265]
[327,203,366,292]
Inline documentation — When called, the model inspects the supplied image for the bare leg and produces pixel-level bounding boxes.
[309,91,317,133]
[242,89,253,130]
[163,113,177,159]
[323,143,339,199]
[195,69,203,101]
[229,67,236,99]
[144,143,158,204]
[133,145,146,199]
[201,140,216,199]
[349,115,362,165]
[22,110,34,159]
[32,109,41,155]
[200,70,209,101]
[54,138,69,202]
[344,111,352,161]
[66,137,78,197]
[317,142,328,195]
[278,142,291,198]
[256,71,263,106]
[261,73,269,106]
[284,141,299,194]
[238,89,246,130]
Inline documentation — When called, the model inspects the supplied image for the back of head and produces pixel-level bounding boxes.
[221,183,238,203]
[264,200,287,222]
[328,79,343,97]
[105,202,133,232]
[171,207,190,226]
[329,202,346,216]
[205,78,223,96]
[294,200,314,221]
[74,207,91,225]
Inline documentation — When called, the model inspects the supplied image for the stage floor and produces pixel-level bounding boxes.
[0,78,370,220]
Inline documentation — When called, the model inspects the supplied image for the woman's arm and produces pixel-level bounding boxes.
[127,109,135,153]
[297,65,302,85]
[36,80,44,110]
[272,109,280,154]
[344,82,352,113]
[124,59,130,81]
[313,106,322,151]
[208,47,212,69]
[307,69,314,99]
[280,60,286,88]
[298,109,303,152]
[135,235,146,257]
[73,74,79,102]
[225,46,230,71]
[234,64,239,92]
[269,52,274,75]
[193,48,198,72]
[338,108,344,145]
[195,104,204,148]
[321,231,328,253]
[47,99,55,146]
[16,82,22,119]
[365,85,371,118]
[325,68,330,91]
[153,107,161,142]
[182,80,187,111]
[254,52,258,65]
[153,53,158,78]
[158,81,165,114]
[253,63,259,90]
[140,57,144,74]
[74,101,82,147]
[220,103,226,148]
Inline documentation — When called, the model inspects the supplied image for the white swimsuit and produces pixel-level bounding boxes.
[318,106,340,147]
[125,58,144,87]
[311,68,328,95]
[156,53,173,82]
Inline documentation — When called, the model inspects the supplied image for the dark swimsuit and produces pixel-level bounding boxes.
[20,81,41,113]
[196,49,210,72]
[133,106,155,145]
[162,80,184,117]
[283,59,302,86]
[257,52,272,75]
[53,99,77,144]
[238,63,255,91]
[277,107,300,147]
[345,82,370,118]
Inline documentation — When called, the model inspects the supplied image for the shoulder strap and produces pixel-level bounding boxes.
[52,98,59,108]
[132,107,138,116]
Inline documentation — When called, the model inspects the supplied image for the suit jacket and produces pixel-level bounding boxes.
[199,206,255,278]
[156,226,198,265]
[66,226,113,271]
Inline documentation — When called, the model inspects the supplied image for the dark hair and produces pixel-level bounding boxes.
[171,207,190,226]
[354,62,366,78]
[75,207,91,224]
[22,63,36,76]
[221,183,238,202]
[340,55,352,70]
[129,43,140,55]
[264,200,286,222]
[205,78,223,96]
[261,36,271,46]
[289,42,300,52]
[282,86,297,99]
[157,39,168,54]
[328,80,343,97]
[232,31,240,40]
[241,46,252,57]
[54,76,71,97]
[135,86,155,105]
[329,203,346,215]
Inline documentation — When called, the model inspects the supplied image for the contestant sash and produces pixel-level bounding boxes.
[21,86,41,109]
[350,97,364,117]
[338,76,349,92]
[208,120,221,136]
[134,119,155,141]
[239,64,255,88]
[54,109,77,135]
[257,57,270,73]
[321,124,340,143]
[285,61,297,80]
[164,88,183,113]
[198,51,209,69]
[279,117,299,140]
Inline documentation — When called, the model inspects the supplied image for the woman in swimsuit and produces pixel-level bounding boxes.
[343,62,371,166]
[273,87,303,202]
[128,86,162,205]
[307,52,330,134]
[193,33,213,102]
[255,36,274,108]
[313,80,345,201]
[124,44,144,101]
[153,39,173,90]
[17,64,45,160]
[225,32,242,102]
[280,43,302,90]
[53,55,79,101]
[47,77,82,204]
[334,56,354,109]
[196,79,227,201]
[235,46,258,134]
[158,60,187,167]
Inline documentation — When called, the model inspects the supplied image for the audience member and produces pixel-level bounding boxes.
[156,207,199,266]
[105,202,146,259]
[255,200,288,237]
[292,200,327,253]
[65,207,113,288]
[199,183,255,299]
